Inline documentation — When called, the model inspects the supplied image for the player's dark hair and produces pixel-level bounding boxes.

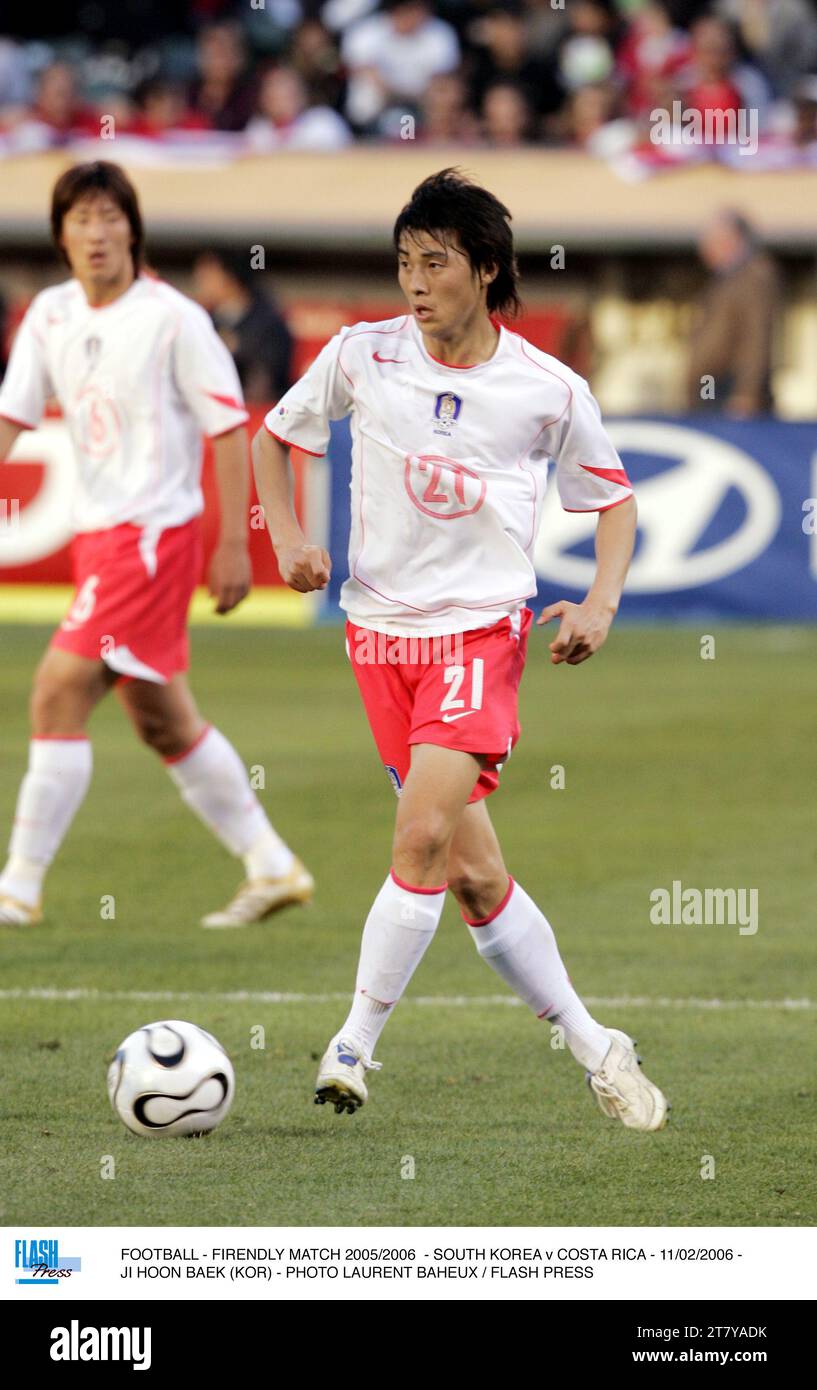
[393,167,522,320]
[51,161,144,271]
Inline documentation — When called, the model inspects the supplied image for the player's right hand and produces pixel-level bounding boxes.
[277,543,331,592]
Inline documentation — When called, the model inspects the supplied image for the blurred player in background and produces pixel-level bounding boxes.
[253,168,669,1132]
[0,161,312,928]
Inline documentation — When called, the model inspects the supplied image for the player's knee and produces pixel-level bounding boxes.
[393,811,452,876]
[448,864,508,921]
[30,669,86,734]
[130,709,180,756]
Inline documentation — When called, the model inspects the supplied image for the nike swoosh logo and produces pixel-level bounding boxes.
[441,710,477,723]
[373,352,406,364]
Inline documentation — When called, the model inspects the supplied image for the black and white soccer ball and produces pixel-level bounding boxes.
[107,1019,235,1137]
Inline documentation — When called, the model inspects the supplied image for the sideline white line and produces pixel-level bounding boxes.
[0,989,813,1010]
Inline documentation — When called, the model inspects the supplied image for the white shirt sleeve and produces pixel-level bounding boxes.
[171,302,250,439]
[264,329,353,457]
[0,303,53,428]
[552,374,633,512]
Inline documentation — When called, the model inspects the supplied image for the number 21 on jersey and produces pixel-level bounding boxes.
[440,659,484,723]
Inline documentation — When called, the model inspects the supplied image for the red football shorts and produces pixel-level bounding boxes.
[51,517,202,683]
[346,607,533,803]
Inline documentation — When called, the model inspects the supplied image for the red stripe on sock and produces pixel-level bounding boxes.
[390,868,447,895]
[162,723,212,765]
[537,1004,555,1019]
[31,734,89,741]
[463,876,515,927]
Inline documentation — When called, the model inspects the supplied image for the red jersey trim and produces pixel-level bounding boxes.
[205,390,246,412]
[578,463,632,487]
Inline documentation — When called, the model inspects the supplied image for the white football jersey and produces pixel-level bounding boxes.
[265,314,633,637]
[0,275,249,533]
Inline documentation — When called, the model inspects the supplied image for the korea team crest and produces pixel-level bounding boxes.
[432,391,462,437]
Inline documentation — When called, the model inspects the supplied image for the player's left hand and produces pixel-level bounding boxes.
[208,540,252,615]
[537,599,614,665]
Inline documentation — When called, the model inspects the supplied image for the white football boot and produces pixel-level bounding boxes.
[200,858,314,927]
[586,1028,669,1132]
[0,893,42,926]
[314,1035,382,1115]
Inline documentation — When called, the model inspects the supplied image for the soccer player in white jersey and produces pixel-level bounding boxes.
[253,169,669,1130]
[0,161,312,928]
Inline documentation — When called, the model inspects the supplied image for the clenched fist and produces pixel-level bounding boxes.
[277,543,332,592]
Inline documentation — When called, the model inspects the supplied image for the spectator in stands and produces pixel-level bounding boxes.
[287,19,347,113]
[244,66,352,150]
[465,3,563,133]
[418,72,480,143]
[189,21,258,130]
[683,16,771,126]
[0,37,31,114]
[129,79,212,136]
[714,0,817,98]
[616,2,693,117]
[687,210,779,417]
[792,76,817,149]
[682,16,742,119]
[192,248,293,404]
[340,0,460,133]
[480,81,534,146]
[556,1,617,95]
[25,62,101,142]
[561,80,621,150]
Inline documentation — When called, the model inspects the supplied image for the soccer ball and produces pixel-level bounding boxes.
[107,1019,235,1138]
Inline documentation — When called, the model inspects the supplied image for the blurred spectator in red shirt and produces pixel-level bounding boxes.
[129,80,212,137]
[617,2,693,117]
[29,62,100,140]
[189,21,258,130]
[683,17,751,120]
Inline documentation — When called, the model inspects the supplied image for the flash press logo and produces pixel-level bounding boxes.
[50,1321,152,1371]
[14,1237,81,1285]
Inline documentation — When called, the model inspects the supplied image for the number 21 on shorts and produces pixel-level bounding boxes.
[440,659,484,723]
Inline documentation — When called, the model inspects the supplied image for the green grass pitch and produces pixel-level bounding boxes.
[1,621,815,1227]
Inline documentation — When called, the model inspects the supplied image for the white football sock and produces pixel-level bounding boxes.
[339,870,447,1056]
[466,878,610,1072]
[164,726,294,875]
[0,737,93,908]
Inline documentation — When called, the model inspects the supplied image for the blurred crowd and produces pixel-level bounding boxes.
[1,1,817,161]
